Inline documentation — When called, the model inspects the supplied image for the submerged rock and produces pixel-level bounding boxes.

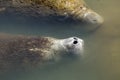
[0,0,103,24]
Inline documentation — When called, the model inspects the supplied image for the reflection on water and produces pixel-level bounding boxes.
[0,0,120,80]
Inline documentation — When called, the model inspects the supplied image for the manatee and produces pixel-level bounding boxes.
[0,34,84,71]
[0,0,103,24]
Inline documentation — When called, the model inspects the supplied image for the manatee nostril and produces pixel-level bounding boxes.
[93,19,97,21]
[74,37,76,39]
[73,37,77,40]
[73,41,78,44]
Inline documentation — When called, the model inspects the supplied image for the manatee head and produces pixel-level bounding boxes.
[69,1,104,25]
[55,0,104,25]
[77,9,104,25]
[43,37,84,61]
[59,37,84,57]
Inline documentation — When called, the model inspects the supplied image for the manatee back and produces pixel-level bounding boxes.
[0,34,52,71]
[0,0,85,16]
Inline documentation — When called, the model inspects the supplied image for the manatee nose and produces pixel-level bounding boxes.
[73,37,78,44]
[73,40,78,44]
[72,37,84,46]
[84,11,104,25]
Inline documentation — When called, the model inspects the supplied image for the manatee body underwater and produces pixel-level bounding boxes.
[0,0,103,24]
[0,34,84,71]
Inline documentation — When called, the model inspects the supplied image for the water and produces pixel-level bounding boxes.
[0,0,120,80]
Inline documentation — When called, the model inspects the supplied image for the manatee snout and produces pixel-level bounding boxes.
[83,10,104,25]
[62,37,84,56]
[71,3,104,25]
[74,9,104,25]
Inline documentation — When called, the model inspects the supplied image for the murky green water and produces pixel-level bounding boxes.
[0,0,120,80]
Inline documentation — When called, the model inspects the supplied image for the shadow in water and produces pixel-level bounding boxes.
[0,12,101,37]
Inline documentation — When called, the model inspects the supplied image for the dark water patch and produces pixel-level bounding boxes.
[0,12,100,36]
